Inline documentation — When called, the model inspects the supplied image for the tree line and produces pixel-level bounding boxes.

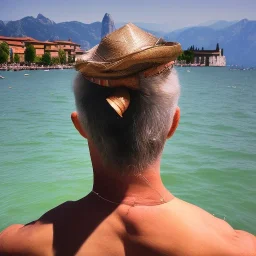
[0,42,75,65]
[187,43,222,53]
[177,50,194,64]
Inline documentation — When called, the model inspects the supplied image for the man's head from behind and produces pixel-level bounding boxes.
[72,23,182,173]
[73,69,180,173]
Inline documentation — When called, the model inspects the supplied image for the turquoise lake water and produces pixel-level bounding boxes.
[0,68,255,234]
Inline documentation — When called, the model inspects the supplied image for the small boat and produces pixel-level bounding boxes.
[187,70,191,72]
[44,69,50,72]
[0,75,4,79]
[24,74,29,76]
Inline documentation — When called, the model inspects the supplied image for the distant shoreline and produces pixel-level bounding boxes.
[0,65,74,72]
[1,64,255,73]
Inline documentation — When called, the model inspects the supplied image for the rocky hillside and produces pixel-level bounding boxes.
[0,14,101,50]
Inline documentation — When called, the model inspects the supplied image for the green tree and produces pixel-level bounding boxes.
[25,44,36,63]
[42,52,51,65]
[0,42,9,64]
[68,54,73,63]
[58,49,66,64]
[10,48,14,63]
[1,42,9,55]
[177,50,194,64]
[14,53,20,63]
[51,57,60,65]
[35,56,42,64]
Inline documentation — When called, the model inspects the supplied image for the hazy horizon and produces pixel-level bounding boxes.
[1,0,255,31]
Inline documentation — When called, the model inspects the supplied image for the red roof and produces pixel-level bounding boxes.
[54,40,80,46]
[75,49,84,54]
[25,40,57,45]
[0,36,57,46]
[43,41,57,45]
[1,40,24,47]
[45,47,59,52]
[0,36,35,42]
[193,51,220,55]
[62,46,74,50]
[20,37,35,41]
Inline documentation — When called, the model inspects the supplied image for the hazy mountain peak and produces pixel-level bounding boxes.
[37,13,45,19]
[101,13,115,38]
[36,13,55,25]
[103,13,111,18]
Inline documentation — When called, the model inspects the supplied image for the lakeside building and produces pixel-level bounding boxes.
[0,36,85,62]
[192,49,226,66]
[176,44,226,67]
[191,44,226,66]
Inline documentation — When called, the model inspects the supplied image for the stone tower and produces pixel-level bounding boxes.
[101,13,116,39]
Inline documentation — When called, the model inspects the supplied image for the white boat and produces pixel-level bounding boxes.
[44,69,50,72]
[0,75,4,79]
[24,74,29,76]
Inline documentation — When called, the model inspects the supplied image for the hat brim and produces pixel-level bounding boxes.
[76,42,182,79]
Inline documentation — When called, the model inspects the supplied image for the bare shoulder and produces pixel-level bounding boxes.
[0,224,23,255]
[232,230,256,256]
[0,201,73,256]
[171,198,256,256]
[0,222,53,256]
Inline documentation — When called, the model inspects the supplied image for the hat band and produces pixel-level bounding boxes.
[84,61,174,89]
[83,61,174,117]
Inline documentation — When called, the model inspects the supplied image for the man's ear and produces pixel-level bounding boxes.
[71,112,87,139]
[167,107,180,139]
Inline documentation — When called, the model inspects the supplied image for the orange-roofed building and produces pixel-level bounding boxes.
[25,39,58,57]
[44,44,59,58]
[54,38,84,61]
[11,47,25,62]
[75,47,85,61]
[0,36,25,62]
[0,35,84,63]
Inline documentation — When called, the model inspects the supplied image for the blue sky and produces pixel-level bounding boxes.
[1,0,255,30]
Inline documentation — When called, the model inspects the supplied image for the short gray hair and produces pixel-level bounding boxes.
[73,69,180,173]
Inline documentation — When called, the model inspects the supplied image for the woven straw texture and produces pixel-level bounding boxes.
[76,23,182,78]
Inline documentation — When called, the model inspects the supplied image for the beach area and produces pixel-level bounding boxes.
[0,67,255,233]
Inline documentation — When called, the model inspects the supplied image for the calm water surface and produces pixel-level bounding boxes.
[0,68,255,233]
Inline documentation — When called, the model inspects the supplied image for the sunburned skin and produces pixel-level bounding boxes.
[0,195,255,256]
[0,109,255,256]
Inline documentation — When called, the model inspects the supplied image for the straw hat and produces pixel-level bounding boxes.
[75,23,182,117]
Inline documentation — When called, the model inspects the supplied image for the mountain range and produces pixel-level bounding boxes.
[165,19,256,67]
[0,14,101,50]
[0,14,255,66]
